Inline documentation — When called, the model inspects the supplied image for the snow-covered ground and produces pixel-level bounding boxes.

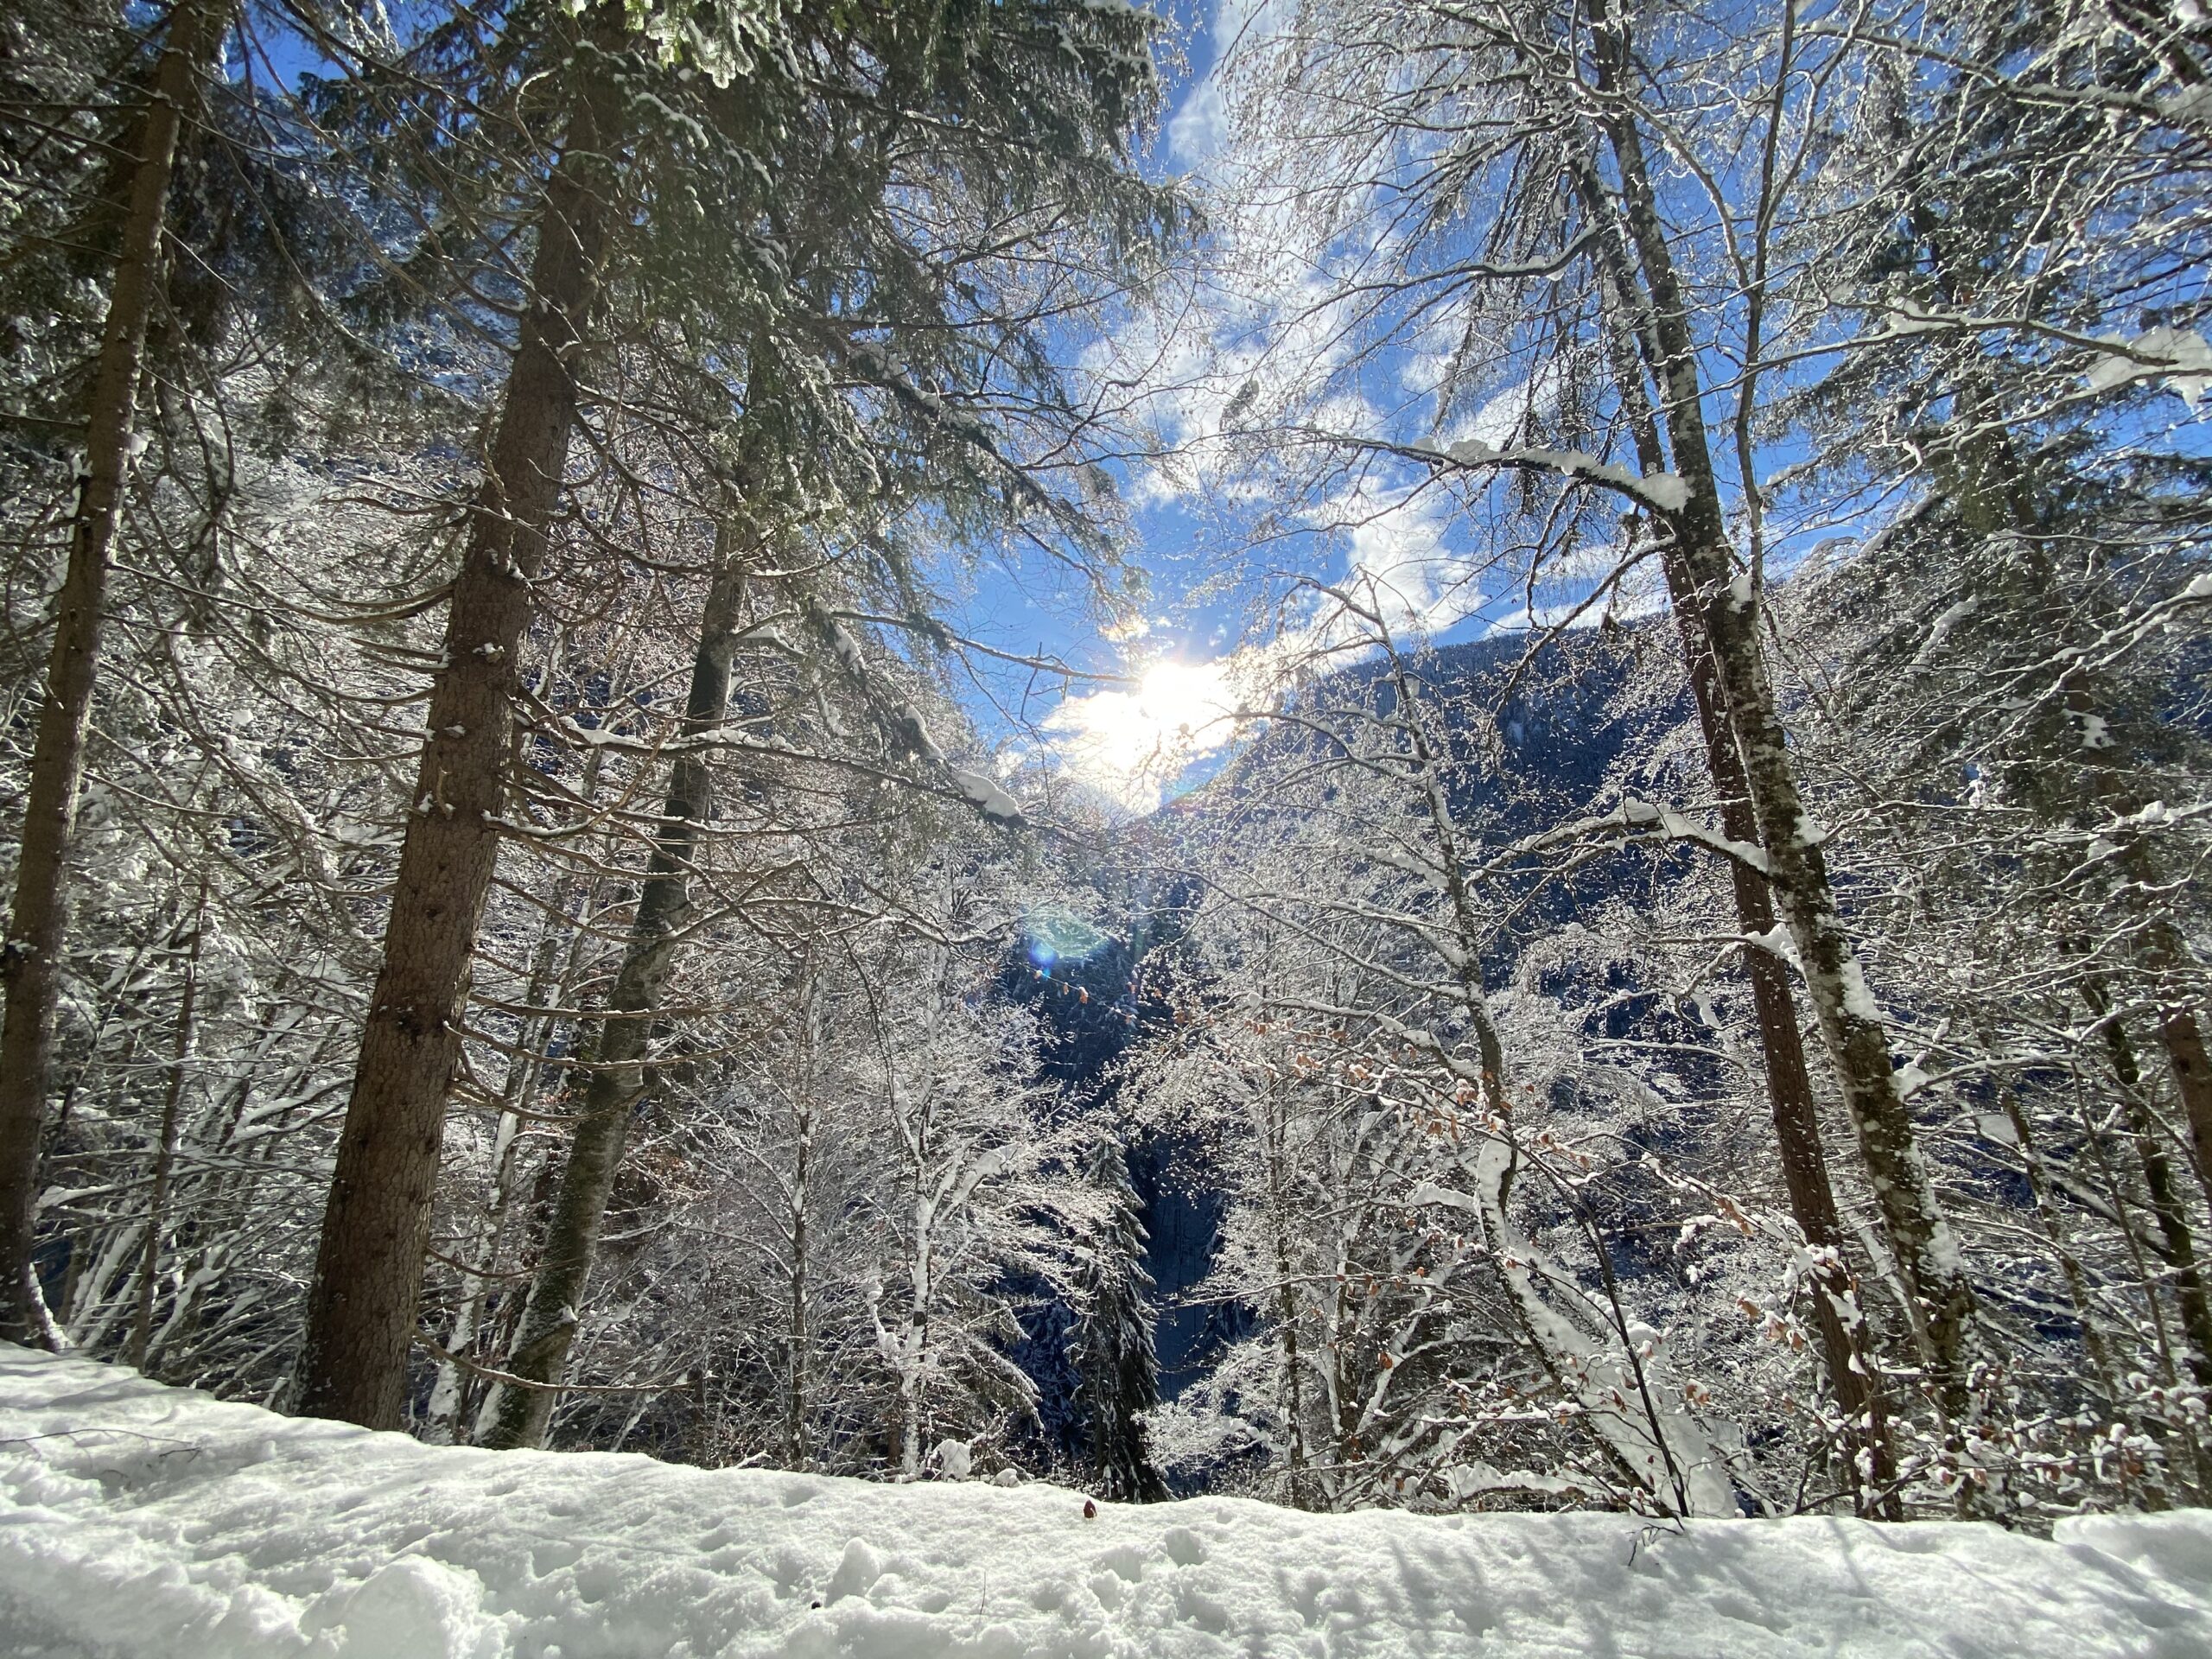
[3,1346,2210,1657]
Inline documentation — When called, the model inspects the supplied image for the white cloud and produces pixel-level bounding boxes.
[1042,480,1493,810]
[1324,480,1487,641]
[1169,79,1228,162]
[1459,362,1563,448]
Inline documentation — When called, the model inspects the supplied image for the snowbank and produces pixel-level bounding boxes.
[3,1346,2209,1657]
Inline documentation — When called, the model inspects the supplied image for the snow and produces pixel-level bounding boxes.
[5,1346,2212,1658]
[1618,798,1770,874]
[1872,298,1953,337]
[947,766,1024,824]
[1745,924,1801,970]
[1432,438,1689,512]
[1835,956,1885,1026]
[2085,327,2212,405]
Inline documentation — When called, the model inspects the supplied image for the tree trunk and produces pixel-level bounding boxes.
[296,92,613,1427]
[423,904,569,1442]
[1582,0,1979,1425]
[2158,1003,2212,1201]
[785,1103,811,1469]
[0,0,225,1349]
[2089,982,2212,1387]
[129,873,207,1372]
[1683,620,1899,1504]
[484,538,748,1448]
[1570,157,1896,1507]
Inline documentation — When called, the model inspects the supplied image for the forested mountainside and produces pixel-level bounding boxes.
[1026,626,1679,1427]
[3,0,2212,1558]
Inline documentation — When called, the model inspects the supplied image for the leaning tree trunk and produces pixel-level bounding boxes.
[483,538,750,1449]
[295,90,613,1428]
[2165,1005,2212,1199]
[2089,979,2212,1387]
[2158,995,2212,1203]
[1573,166,1895,1507]
[2133,928,2212,1209]
[785,988,817,1471]
[1582,0,1979,1426]
[1670,600,1901,1499]
[0,0,226,1349]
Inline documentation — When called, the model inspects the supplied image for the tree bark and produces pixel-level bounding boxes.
[1581,0,1979,1424]
[0,0,225,1349]
[423,903,569,1442]
[784,969,820,1471]
[2159,1004,2212,1201]
[1567,155,1896,1507]
[129,873,207,1372]
[785,1097,812,1470]
[2089,982,2212,1387]
[296,90,613,1427]
[484,537,748,1448]
[1679,613,1900,1503]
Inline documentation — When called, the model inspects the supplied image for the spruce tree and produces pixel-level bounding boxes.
[1070,1132,1168,1503]
[295,0,1179,1428]
[0,0,233,1346]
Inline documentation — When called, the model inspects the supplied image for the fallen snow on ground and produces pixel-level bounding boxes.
[4,1346,2211,1657]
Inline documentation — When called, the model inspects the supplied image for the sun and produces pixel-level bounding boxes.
[1132,658,1228,734]
[1044,656,1243,810]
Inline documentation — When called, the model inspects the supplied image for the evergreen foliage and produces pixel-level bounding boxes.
[0,0,2207,1539]
[1070,1130,1168,1502]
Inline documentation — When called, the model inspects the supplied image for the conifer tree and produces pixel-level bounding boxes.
[1071,1132,1168,1503]
[0,0,232,1348]
[294,0,1179,1427]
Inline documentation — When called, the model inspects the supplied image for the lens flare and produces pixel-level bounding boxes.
[1022,906,1109,971]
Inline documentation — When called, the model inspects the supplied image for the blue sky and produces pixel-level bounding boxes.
[957,0,1530,813]
[238,1,1249,810]
[944,0,1247,810]
[235,2,2212,815]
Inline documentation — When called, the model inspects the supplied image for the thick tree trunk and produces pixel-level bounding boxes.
[1681,619,1898,1501]
[484,542,748,1449]
[296,98,612,1427]
[784,971,819,1471]
[2159,1003,2212,1200]
[423,906,569,1442]
[785,1109,811,1469]
[1583,0,1979,1425]
[0,0,224,1348]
